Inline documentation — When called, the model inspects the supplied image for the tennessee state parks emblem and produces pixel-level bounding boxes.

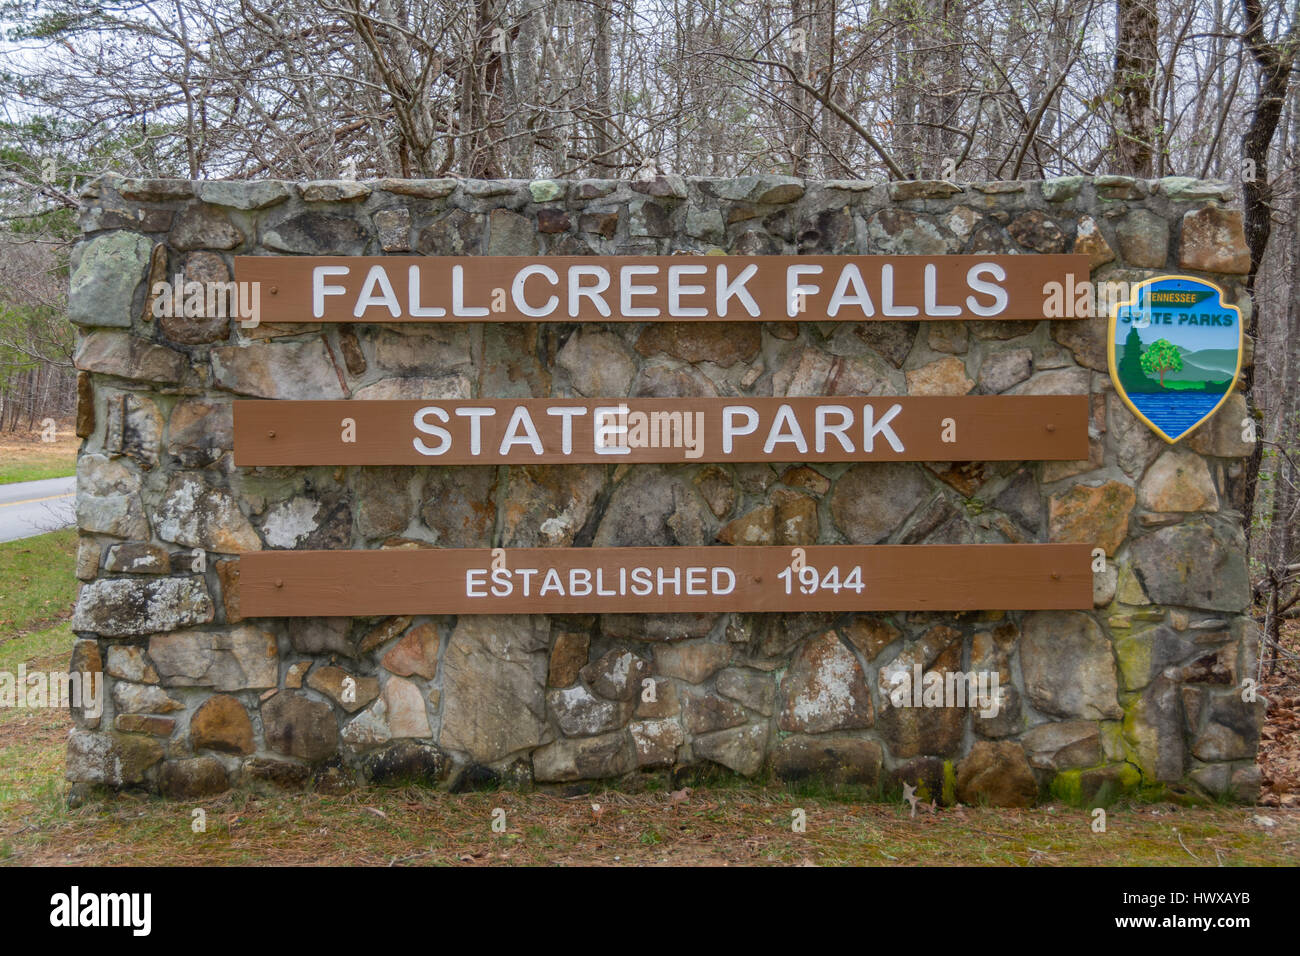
[1108,275,1243,443]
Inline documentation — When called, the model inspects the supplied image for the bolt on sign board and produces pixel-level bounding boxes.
[233,396,1090,466]
[239,544,1094,617]
[233,254,1091,323]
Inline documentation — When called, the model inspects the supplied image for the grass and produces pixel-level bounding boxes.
[0,528,78,638]
[3,782,1297,866]
[0,428,77,485]
[0,531,1297,866]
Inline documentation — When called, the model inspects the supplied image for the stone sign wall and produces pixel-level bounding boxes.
[65,172,1262,804]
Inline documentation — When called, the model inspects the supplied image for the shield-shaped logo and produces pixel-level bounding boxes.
[1108,275,1243,443]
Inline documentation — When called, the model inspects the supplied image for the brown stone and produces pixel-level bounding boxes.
[772,488,818,545]
[190,694,255,755]
[906,356,974,396]
[653,642,731,684]
[635,322,762,368]
[1179,206,1251,274]
[358,616,414,654]
[262,691,339,762]
[548,630,590,687]
[693,465,736,518]
[537,208,570,233]
[1138,447,1219,513]
[159,756,230,799]
[381,622,440,679]
[717,505,775,545]
[842,617,901,660]
[780,466,831,496]
[215,557,242,623]
[1048,480,1136,556]
[114,714,175,737]
[1073,215,1115,268]
[955,741,1038,807]
[1008,210,1067,253]
[307,665,380,713]
[76,371,94,438]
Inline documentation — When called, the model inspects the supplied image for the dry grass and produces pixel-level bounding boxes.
[4,776,1297,867]
[0,425,78,485]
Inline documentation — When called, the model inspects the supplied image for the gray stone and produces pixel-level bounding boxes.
[593,468,714,547]
[1115,209,1169,267]
[148,625,278,690]
[111,681,181,714]
[288,617,353,656]
[1130,522,1249,612]
[1191,693,1265,761]
[529,179,565,202]
[300,180,371,202]
[630,719,685,767]
[501,465,604,547]
[440,616,549,762]
[680,688,749,734]
[532,730,635,782]
[66,730,163,786]
[653,642,731,684]
[68,233,153,327]
[1020,611,1122,719]
[548,684,631,736]
[1124,676,1185,781]
[361,741,451,786]
[978,348,1034,393]
[105,645,159,683]
[830,463,930,544]
[488,208,540,255]
[155,473,262,553]
[263,212,369,255]
[1040,176,1086,202]
[72,577,214,637]
[262,691,339,762]
[75,331,187,384]
[373,208,411,251]
[772,735,883,784]
[779,631,874,733]
[693,723,768,776]
[104,393,163,465]
[210,340,346,399]
[580,649,650,702]
[197,181,291,210]
[716,668,776,716]
[172,204,245,250]
[556,329,636,396]
[1022,720,1102,770]
[421,467,498,547]
[167,400,232,469]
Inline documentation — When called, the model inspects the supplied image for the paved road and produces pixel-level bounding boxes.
[0,476,76,543]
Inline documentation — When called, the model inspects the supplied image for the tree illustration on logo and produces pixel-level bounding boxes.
[1116,325,1150,391]
[1139,338,1183,388]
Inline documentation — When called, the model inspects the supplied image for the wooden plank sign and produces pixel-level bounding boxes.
[234,396,1089,465]
[234,254,1090,324]
[238,544,1094,616]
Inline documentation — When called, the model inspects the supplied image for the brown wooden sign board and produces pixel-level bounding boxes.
[233,396,1089,465]
[234,254,1090,323]
[238,544,1093,616]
